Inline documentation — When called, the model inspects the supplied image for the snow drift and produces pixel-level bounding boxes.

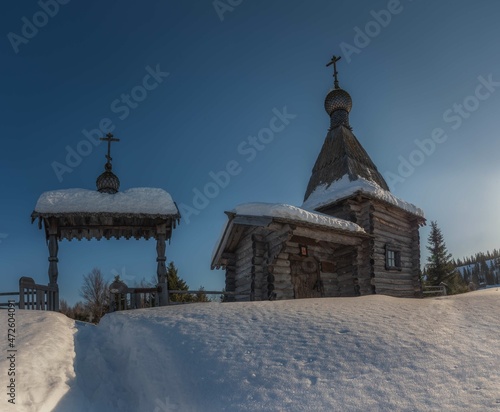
[1,290,499,411]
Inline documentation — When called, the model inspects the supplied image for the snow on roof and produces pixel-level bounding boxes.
[232,202,366,233]
[211,202,365,266]
[33,188,179,216]
[302,174,424,218]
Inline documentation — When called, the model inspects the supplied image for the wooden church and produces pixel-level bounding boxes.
[211,56,425,300]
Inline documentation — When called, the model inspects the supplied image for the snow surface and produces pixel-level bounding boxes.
[303,174,424,217]
[2,289,500,411]
[33,188,179,216]
[0,312,76,411]
[231,202,366,233]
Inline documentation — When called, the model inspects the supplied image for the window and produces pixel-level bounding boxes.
[385,245,401,270]
[299,244,308,257]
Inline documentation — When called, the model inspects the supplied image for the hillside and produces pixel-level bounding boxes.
[456,258,500,287]
[1,290,500,411]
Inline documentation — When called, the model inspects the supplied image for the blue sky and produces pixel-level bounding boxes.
[1,0,500,304]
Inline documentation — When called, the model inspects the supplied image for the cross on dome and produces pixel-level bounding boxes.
[96,133,121,194]
[326,55,342,89]
[100,132,120,164]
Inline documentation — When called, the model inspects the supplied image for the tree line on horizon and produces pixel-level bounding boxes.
[423,221,499,293]
[453,249,500,268]
[455,256,500,287]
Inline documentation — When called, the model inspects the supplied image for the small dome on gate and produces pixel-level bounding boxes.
[96,162,120,194]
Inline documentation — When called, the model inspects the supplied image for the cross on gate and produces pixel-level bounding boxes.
[100,133,120,163]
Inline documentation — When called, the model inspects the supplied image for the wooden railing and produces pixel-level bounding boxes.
[168,290,248,303]
[19,277,59,310]
[109,286,160,311]
[1,278,58,310]
[109,286,250,311]
[422,285,447,297]
[0,291,19,308]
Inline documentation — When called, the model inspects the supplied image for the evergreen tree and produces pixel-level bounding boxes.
[426,221,467,294]
[167,261,193,302]
[486,262,496,285]
[193,286,210,303]
[472,263,480,287]
[480,258,489,278]
[463,267,471,284]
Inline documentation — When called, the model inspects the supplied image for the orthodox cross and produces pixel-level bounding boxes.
[100,133,120,163]
[326,55,341,89]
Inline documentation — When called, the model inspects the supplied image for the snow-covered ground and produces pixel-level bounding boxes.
[1,290,500,411]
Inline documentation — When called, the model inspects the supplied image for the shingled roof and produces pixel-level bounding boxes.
[304,124,389,202]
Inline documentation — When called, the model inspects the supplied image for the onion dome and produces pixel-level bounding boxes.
[324,55,352,129]
[96,132,121,194]
[324,88,352,116]
[96,162,120,194]
[325,87,352,129]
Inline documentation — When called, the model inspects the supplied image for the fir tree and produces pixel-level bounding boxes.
[166,261,196,302]
[426,221,467,294]
[486,261,496,285]
[472,263,480,287]
[193,286,210,303]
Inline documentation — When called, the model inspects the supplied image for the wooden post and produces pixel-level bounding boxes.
[36,290,43,310]
[47,218,59,311]
[19,279,24,309]
[156,225,169,306]
[135,292,141,309]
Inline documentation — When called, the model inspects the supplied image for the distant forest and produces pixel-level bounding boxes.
[453,249,500,286]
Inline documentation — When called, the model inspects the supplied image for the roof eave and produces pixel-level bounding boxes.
[211,212,370,269]
[313,190,426,223]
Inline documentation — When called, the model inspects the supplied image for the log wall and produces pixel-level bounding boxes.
[267,233,362,299]
[368,202,422,297]
[224,195,423,301]
[234,227,255,301]
[321,196,423,298]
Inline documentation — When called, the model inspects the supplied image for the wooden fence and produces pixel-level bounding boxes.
[422,285,447,297]
[167,290,249,304]
[19,277,59,310]
[109,286,160,311]
[0,277,58,310]
[0,291,19,308]
[109,285,249,311]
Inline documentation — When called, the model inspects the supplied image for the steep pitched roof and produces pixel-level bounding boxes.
[304,125,390,202]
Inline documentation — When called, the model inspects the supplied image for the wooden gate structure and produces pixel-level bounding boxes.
[30,133,180,311]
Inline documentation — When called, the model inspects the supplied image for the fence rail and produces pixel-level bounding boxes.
[168,290,247,298]
[0,278,58,310]
[109,285,160,311]
[0,291,19,308]
[422,285,447,297]
[109,284,250,311]
[19,277,58,310]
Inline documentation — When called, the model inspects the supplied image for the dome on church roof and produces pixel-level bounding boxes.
[324,88,352,116]
[96,162,120,194]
